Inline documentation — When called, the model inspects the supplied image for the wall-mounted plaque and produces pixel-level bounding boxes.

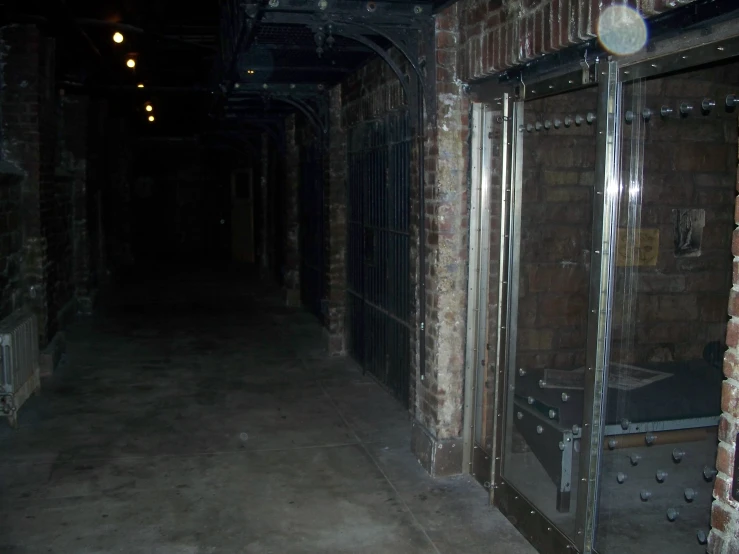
[616,228,659,267]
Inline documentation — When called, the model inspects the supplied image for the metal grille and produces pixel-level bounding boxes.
[299,143,324,322]
[347,110,411,406]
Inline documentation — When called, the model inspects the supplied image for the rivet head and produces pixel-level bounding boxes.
[558,441,565,451]
[536,425,543,435]
[617,472,627,484]
[672,448,685,462]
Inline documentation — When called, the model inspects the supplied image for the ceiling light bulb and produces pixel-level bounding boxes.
[148,115,155,122]
[126,58,136,68]
[137,83,144,88]
[113,32,124,44]
[145,104,153,112]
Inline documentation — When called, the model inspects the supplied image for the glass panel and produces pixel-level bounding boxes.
[596,60,738,553]
[503,87,599,539]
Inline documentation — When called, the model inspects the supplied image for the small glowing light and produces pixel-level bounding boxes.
[148,115,155,122]
[145,104,153,112]
[126,58,136,68]
[113,32,124,44]
[598,6,647,56]
[137,83,144,88]
[247,69,255,75]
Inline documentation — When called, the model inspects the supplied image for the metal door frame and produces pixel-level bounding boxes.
[463,102,497,485]
[468,16,739,554]
[468,58,616,553]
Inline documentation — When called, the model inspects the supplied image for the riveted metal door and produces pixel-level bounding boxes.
[347,110,412,406]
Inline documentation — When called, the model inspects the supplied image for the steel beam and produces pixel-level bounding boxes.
[238,65,353,74]
[263,0,432,20]
[252,42,371,53]
[231,83,328,94]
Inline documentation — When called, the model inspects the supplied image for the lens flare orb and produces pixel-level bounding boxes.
[598,6,647,56]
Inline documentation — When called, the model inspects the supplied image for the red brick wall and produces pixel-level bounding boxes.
[455,0,692,81]
[709,110,739,554]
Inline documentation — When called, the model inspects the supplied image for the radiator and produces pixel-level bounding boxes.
[0,310,40,428]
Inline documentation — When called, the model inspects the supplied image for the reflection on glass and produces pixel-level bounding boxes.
[596,63,735,553]
[503,88,598,540]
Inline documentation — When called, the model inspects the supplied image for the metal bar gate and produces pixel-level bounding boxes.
[347,110,412,406]
[299,144,324,322]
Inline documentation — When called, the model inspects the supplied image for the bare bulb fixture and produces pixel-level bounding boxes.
[148,115,155,122]
[247,69,255,75]
[137,83,145,88]
[145,104,153,112]
[113,32,124,44]
[126,58,136,68]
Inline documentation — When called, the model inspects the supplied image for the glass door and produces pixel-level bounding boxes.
[498,67,608,547]
[594,53,739,554]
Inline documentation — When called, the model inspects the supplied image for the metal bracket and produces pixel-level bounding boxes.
[329,21,433,129]
[228,85,330,136]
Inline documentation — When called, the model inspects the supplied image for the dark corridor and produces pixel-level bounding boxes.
[0,265,531,553]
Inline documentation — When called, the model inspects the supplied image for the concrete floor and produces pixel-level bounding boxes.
[0,266,535,554]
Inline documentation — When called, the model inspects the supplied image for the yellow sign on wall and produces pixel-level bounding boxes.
[616,228,659,267]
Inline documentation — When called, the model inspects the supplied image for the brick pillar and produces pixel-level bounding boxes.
[105,118,134,272]
[283,114,300,306]
[0,25,51,349]
[411,4,470,477]
[259,132,270,279]
[59,95,95,314]
[708,120,739,553]
[88,99,108,284]
[324,85,347,355]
